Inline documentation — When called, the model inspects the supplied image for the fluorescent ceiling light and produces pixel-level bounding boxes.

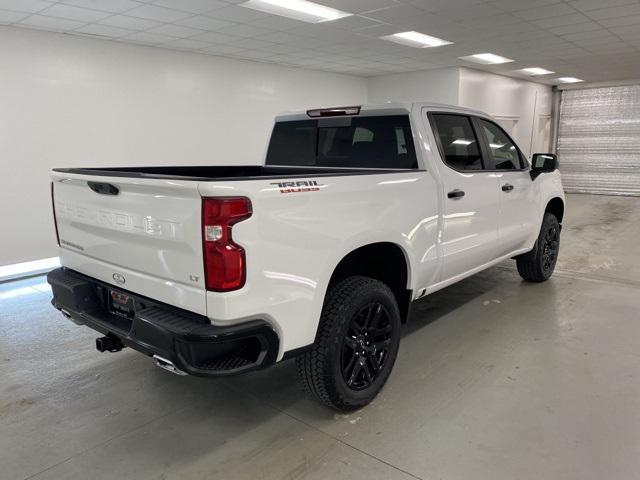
[460,53,514,64]
[381,31,452,48]
[557,77,584,83]
[520,67,554,76]
[451,139,473,146]
[240,0,351,23]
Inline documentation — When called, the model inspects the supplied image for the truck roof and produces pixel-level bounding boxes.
[275,102,491,122]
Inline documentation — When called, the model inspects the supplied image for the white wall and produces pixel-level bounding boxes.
[367,66,552,157]
[458,67,552,157]
[0,26,367,266]
[367,68,459,105]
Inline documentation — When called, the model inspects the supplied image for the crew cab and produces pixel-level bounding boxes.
[47,103,564,411]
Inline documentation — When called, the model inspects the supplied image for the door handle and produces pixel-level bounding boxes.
[501,184,514,192]
[447,189,465,199]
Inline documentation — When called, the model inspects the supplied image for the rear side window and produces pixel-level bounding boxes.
[265,115,418,169]
[431,114,483,171]
[476,118,524,170]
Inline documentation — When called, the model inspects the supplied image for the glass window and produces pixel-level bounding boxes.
[431,114,483,171]
[265,115,418,169]
[477,119,523,170]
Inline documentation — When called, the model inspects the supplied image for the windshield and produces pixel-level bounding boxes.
[265,115,418,169]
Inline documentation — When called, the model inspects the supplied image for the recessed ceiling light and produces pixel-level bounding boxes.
[240,0,351,23]
[520,67,554,76]
[460,53,514,64]
[557,77,584,83]
[381,31,453,48]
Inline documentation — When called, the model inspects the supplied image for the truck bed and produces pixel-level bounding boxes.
[53,165,409,181]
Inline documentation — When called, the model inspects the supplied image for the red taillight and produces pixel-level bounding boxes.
[202,197,252,292]
[51,182,60,246]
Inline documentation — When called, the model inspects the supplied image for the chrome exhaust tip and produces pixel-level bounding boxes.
[60,308,83,325]
[153,355,187,376]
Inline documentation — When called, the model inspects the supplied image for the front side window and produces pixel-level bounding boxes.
[431,114,483,171]
[477,119,523,170]
[265,115,418,169]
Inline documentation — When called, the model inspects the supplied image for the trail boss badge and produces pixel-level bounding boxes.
[270,180,323,194]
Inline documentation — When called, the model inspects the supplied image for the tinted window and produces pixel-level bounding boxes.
[477,119,523,170]
[431,114,483,170]
[265,115,418,169]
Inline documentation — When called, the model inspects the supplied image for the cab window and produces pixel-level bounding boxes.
[431,114,483,171]
[476,118,524,170]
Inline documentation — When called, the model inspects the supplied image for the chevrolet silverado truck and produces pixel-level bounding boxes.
[47,103,564,411]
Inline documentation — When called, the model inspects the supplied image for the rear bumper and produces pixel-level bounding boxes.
[47,267,279,376]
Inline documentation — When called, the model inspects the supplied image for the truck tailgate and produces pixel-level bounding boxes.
[51,172,206,315]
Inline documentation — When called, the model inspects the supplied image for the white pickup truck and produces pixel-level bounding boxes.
[48,103,564,411]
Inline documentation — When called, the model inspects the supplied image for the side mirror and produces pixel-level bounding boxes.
[530,153,558,180]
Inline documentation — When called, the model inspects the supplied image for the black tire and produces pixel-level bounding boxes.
[516,212,560,282]
[296,276,401,411]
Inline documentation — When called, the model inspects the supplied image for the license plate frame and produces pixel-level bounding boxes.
[108,288,135,319]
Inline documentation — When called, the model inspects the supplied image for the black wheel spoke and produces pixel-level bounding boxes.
[361,362,373,383]
[340,302,394,391]
[363,304,382,330]
[344,351,358,378]
[366,352,380,373]
[372,324,392,337]
[347,362,362,387]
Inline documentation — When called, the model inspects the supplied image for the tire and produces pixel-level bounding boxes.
[516,212,560,282]
[296,276,401,411]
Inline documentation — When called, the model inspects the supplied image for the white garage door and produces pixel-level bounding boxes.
[557,85,640,195]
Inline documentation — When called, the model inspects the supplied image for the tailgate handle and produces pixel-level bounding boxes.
[87,181,119,195]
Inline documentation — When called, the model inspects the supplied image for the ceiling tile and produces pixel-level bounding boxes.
[0,8,28,23]
[174,14,234,31]
[515,3,577,21]
[190,30,241,43]
[486,0,559,12]
[38,4,111,22]
[585,3,640,20]
[597,14,640,28]
[232,37,276,49]
[254,30,307,44]
[125,4,193,22]
[569,0,638,12]
[532,13,591,28]
[203,5,268,23]
[320,0,396,14]
[5,0,640,82]
[330,14,384,29]
[546,21,602,35]
[147,23,203,37]
[364,4,435,23]
[213,23,273,38]
[0,0,52,14]
[59,0,142,14]
[75,23,132,37]
[20,14,88,31]
[152,0,228,14]
[246,14,306,30]
[98,14,161,29]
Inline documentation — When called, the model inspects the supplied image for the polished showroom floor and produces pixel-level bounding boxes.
[1,193,639,480]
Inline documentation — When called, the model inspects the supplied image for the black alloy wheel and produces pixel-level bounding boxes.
[296,276,401,411]
[341,303,393,391]
[541,225,559,273]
